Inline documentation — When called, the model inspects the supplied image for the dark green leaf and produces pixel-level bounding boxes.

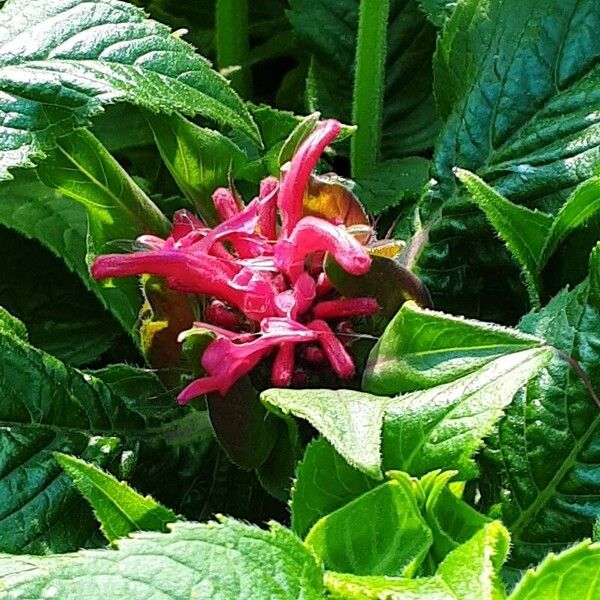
[418,0,457,27]
[289,0,440,158]
[306,474,432,577]
[326,254,432,319]
[484,243,600,567]
[0,0,258,179]
[55,453,177,543]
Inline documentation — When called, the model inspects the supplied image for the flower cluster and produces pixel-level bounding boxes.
[92,120,378,403]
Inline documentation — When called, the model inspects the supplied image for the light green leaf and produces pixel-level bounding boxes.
[147,111,248,226]
[364,301,544,395]
[324,521,509,600]
[510,540,600,600]
[454,168,552,306]
[306,474,432,577]
[382,348,551,479]
[483,243,600,566]
[0,0,258,179]
[264,347,550,480]
[37,128,170,334]
[291,438,377,538]
[55,453,177,544]
[541,175,600,266]
[263,388,388,479]
[278,112,320,166]
[0,519,325,600]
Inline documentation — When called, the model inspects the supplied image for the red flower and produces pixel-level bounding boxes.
[92,119,378,402]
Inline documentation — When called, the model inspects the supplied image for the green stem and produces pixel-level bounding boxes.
[351,0,390,179]
[216,0,252,97]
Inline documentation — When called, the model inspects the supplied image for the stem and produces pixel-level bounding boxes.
[351,0,390,179]
[216,0,252,97]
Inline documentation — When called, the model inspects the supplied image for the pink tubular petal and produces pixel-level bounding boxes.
[204,300,243,330]
[258,176,278,240]
[279,120,342,238]
[198,199,260,254]
[315,272,333,297]
[308,319,355,379]
[178,375,221,404]
[274,216,371,280]
[230,268,278,321]
[312,297,379,320]
[92,250,250,310]
[213,187,240,222]
[171,209,205,241]
[272,343,295,387]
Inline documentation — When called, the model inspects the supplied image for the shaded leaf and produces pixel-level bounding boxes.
[55,453,177,543]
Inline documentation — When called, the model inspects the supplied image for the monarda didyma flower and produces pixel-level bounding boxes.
[92,120,379,403]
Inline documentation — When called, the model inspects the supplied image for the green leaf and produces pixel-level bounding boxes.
[264,347,550,480]
[541,175,600,266]
[278,112,320,166]
[363,301,544,395]
[418,0,600,319]
[382,348,550,480]
[0,225,123,366]
[418,0,457,27]
[0,309,204,554]
[289,0,441,159]
[325,254,432,319]
[263,388,389,480]
[55,453,177,543]
[0,519,325,599]
[454,168,552,306]
[324,521,509,599]
[483,243,600,566]
[37,128,170,335]
[0,0,258,179]
[291,438,377,538]
[147,111,248,226]
[354,157,431,215]
[510,540,600,600]
[420,470,490,565]
[306,474,432,577]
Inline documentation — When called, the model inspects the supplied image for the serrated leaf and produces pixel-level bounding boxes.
[0,0,258,179]
[147,111,248,226]
[37,129,171,335]
[483,243,600,566]
[262,388,388,480]
[291,438,377,538]
[364,301,544,395]
[55,453,177,543]
[289,0,441,159]
[418,0,457,27]
[454,168,552,306]
[510,540,600,600]
[324,521,509,600]
[354,157,431,215]
[306,474,433,577]
[0,519,325,600]
[541,175,600,267]
[0,309,205,554]
[418,0,600,319]
[264,347,550,480]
